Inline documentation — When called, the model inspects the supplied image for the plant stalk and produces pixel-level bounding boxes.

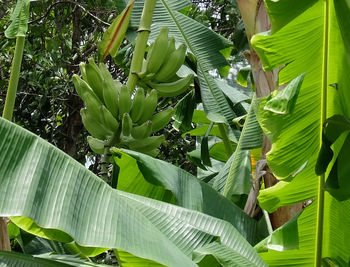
[100,128,121,183]
[2,36,25,121]
[218,123,233,157]
[1,35,26,252]
[126,0,157,94]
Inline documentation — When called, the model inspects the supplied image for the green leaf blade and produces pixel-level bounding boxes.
[0,118,265,267]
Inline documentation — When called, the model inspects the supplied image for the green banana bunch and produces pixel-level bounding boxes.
[99,63,121,117]
[130,88,145,122]
[151,107,174,132]
[74,50,182,157]
[87,136,105,154]
[145,27,169,75]
[118,85,132,119]
[122,112,132,136]
[84,58,104,101]
[138,89,158,124]
[154,44,187,82]
[149,74,194,97]
[131,120,152,139]
[80,109,113,140]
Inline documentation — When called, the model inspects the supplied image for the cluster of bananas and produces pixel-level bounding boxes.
[73,58,175,157]
[138,27,194,97]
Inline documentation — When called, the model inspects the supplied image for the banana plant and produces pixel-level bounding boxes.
[249,0,350,265]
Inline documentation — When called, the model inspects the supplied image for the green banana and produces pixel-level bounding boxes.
[145,27,169,74]
[81,90,104,121]
[85,58,104,101]
[151,107,175,132]
[150,74,194,97]
[127,135,165,151]
[100,105,119,133]
[79,63,88,82]
[154,44,187,82]
[102,79,120,117]
[131,120,152,139]
[122,112,132,136]
[87,136,105,154]
[80,109,113,140]
[166,37,176,55]
[73,74,106,123]
[99,63,113,83]
[130,88,145,122]
[138,89,158,124]
[136,59,151,80]
[99,64,121,117]
[118,85,132,119]
[72,74,95,99]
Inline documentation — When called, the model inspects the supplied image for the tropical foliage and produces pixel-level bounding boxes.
[0,0,349,266]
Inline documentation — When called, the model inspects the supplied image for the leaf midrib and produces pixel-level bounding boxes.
[315,0,329,265]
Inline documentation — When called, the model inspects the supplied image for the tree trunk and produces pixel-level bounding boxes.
[237,0,302,229]
[0,218,10,251]
[61,1,84,158]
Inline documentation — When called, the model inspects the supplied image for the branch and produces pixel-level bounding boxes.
[29,1,110,27]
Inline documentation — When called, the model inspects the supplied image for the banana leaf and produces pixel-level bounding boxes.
[117,149,259,245]
[0,251,110,267]
[0,118,265,267]
[250,0,350,265]
[212,96,262,200]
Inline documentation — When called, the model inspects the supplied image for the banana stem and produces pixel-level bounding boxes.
[100,146,110,183]
[126,0,157,94]
[100,128,121,183]
[218,123,233,157]
[2,36,25,121]
[1,36,26,253]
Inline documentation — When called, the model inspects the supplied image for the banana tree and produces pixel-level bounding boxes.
[246,0,350,265]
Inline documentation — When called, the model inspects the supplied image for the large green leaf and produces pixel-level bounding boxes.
[0,251,109,267]
[212,96,262,200]
[333,0,350,64]
[0,118,265,267]
[119,149,259,245]
[129,0,235,123]
[250,0,350,265]
[0,251,71,267]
